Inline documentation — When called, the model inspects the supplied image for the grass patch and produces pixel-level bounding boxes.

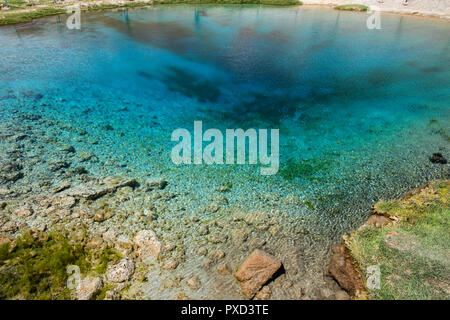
[346,180,450,299]
[334,4,368,11]
[0,7,66,26]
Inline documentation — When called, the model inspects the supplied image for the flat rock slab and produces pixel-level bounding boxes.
[66,177,138,200]
[234,249,282,299]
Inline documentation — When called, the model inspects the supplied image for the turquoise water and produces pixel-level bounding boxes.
[0,5,449,237]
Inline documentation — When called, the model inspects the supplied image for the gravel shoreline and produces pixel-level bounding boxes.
[302,0,450,19]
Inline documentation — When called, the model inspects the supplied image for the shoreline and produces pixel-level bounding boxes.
[301,0,450,20]
[329,180,450,299]
[1,1,449,26]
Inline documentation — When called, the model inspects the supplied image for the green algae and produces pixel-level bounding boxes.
[279,157,332,181]
[0,230,122,300]
[95,248,122,274]
[304,200,315,210]
[0,231,89,299]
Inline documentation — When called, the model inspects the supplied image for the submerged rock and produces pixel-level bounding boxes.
[133,230,161,260]
[186,275,202,291]
[234,249,282,299]
[49,161,71,172]
[328,243,365,296]
[76,276,103,300]
[115,234,134,255]
[59,145,75,153]
[146,177,168,190]
[216,263,231,275]
[163,259,179,270]
[69,177,138,200]
[429,152,447,164]
[107,258,135,283]
[13,206,33,217]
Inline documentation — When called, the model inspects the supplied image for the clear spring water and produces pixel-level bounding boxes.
[0,5,449,237]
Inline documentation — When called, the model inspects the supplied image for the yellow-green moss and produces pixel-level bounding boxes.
[95,248,122,274]
[334,4,368,11]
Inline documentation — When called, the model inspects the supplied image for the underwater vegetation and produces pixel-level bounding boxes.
[0,230,122,300]
[279,157,333,181]
[428,119,450,142]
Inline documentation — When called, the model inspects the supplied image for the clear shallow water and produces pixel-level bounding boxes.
[0,5,449,237]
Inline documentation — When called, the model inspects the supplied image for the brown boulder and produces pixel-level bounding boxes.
[329,243,365,297]
[234,249,282,299]
[364,214,391,228]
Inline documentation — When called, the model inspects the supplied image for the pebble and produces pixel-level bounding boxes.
[186,276,202,291]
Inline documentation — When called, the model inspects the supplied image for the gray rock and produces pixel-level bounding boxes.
[107,258,135,283]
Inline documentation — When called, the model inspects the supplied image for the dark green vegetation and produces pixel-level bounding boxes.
[0,230,122,299]
[279,157,333,181]
[334,4,368,11]
[346,180,450,299]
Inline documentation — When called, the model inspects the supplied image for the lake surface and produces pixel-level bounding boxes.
[0,5,449,298]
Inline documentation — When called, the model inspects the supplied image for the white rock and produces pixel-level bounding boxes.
[107,258,135,283]
[76,276,103,300]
